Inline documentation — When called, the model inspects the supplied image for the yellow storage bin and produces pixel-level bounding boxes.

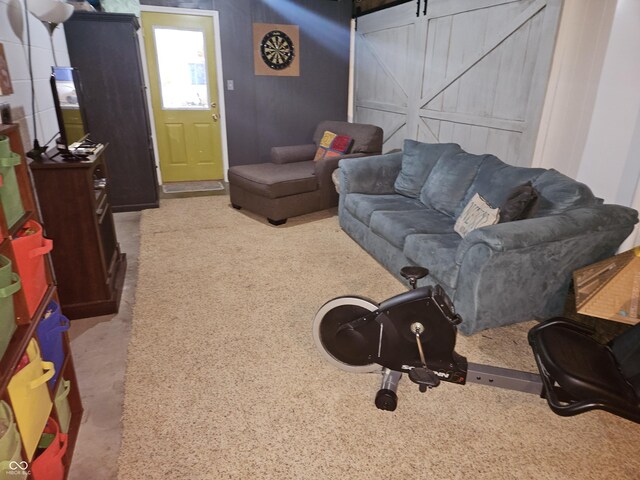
[7,338,54,461]
[54,379,72,434]
[0,400,23,480]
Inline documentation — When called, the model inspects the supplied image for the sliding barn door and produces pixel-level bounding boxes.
[354,0,563,166]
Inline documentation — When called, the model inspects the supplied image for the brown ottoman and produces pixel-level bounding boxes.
[228,161,324,225]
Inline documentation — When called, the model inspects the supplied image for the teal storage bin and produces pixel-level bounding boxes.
[0,135,25,229]
[0,254,21,361]
[54,379,72,433]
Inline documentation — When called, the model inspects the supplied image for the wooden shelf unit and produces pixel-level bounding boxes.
[0,123,83,479]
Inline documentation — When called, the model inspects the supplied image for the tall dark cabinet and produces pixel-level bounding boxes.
[64,11,159,212]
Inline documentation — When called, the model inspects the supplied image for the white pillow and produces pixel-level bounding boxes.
[454,193,500,237]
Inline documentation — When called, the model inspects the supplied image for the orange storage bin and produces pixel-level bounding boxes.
[30,417,67,480]
[12,220,52,317]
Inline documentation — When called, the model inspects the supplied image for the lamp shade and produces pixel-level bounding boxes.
[27,0,73,24]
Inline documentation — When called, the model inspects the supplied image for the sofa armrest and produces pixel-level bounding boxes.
[451,204,637,335]
[314,153,367,188]
[456,205,639,263]
[338,151,403,194]
[271,144,317,164]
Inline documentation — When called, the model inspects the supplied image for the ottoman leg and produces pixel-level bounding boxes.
[268,218,287,226]
[231,203,242,210]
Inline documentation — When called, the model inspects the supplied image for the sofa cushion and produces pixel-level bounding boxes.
[228,161,317,199]
[404,233,462,288]
[394,140,462,198]
[370,209,455,249]
[456,155,545,217]
[420,150,485,217]
[532,169,598,216]
[344,193,424,226]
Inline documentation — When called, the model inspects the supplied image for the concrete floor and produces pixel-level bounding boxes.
[67,211,141,480]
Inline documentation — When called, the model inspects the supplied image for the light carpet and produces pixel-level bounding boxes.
[118,196,640,479]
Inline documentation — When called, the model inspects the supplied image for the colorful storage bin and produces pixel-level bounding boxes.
[7,338,54,461]
[0,135,25,229]
[0,254,20,361]
[0,401,23,480]
[30,417,67,480]
[54,379,72,434]
[36,301,69,389]
[12,220,52,316]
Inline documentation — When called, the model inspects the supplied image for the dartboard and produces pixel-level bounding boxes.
[260,30,295,70]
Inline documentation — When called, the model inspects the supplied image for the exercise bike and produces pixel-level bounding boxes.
[312,266,640,423]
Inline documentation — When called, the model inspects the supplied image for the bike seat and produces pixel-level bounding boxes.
[401,266,429,289]
[400,266,429,281]
[529,318,640,423]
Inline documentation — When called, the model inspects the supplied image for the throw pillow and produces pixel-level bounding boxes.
[499,181,539,223]
[314,131,354,161]
[454,193,500,238]
[529,169,597,217]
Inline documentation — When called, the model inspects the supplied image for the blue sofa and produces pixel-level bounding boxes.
[338,140,638,335]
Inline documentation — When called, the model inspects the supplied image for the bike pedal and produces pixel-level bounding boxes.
[409,367,441,390]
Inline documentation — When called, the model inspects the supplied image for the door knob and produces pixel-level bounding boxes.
[212,113,219,122]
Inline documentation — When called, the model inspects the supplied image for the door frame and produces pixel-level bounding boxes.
[138,5,230,184]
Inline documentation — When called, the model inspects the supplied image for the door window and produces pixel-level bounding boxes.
[153,27,210,110]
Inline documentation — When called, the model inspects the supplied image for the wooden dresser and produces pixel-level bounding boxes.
[29,145,126,320]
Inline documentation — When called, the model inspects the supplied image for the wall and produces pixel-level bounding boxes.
[102,0,140,13]
[578,0,640,250]
[531,0,616,178]
[140,0,353,166]
[575,0,640,206]
[0,0,70,152]
[533,0,640,249]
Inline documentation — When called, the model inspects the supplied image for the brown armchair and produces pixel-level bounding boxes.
[228,121,383,225]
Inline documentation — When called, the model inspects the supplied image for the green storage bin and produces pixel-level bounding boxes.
[54,379,72,434]
[0,135,25,229]
[0,254,21,361]
[0,400,24,480]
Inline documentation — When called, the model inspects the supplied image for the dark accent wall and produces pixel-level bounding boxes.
[140,0,353,167]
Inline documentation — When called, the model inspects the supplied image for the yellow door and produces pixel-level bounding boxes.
[141,12,224,182]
